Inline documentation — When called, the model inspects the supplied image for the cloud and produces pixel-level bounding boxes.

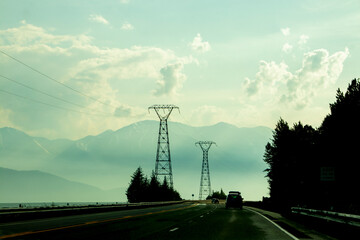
[0,21,193,139]
[0,21,91,55]
[281,27,290,36]
[121,22,134,30]
[282,43,293,53]
[298,34,309,46]
[153,62,186,96]
[89,14,109,25]
[190,33,211,53]
[243,48,349,109]
[244,60,293,96]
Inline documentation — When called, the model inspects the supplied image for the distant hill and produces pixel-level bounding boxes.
[0,167,125,203]
[0,121,272,201]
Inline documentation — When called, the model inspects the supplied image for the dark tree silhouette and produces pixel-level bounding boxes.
[264,78,360,214]
[318,78,360,212]
[148,171,161,202]
[126,167,181,203]
[207,188,227,200]
[126,167,148,203]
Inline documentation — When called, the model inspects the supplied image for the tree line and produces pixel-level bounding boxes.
[126,167,181,203]
[264,78,360,214]
[206,189,226,200]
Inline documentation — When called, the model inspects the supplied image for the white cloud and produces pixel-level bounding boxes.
[281,27,290,36]
[121,22,134,30]
[243,48,349,109]
[0,21,92,55]
[282,43,293,53]
[190,33,211,53]
[89,14,109,25]
[298,34,309,46]
[0,21,194,139]
[244,60,293,96]
[153,62,186,96]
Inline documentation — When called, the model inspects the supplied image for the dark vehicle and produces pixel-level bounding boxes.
[225,191,243,209]
[212,198,219,204]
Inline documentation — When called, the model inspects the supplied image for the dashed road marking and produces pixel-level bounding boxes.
[0,204,197,239]
[169,227,179,232]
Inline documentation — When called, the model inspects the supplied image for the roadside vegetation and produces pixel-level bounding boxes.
[264,78,360,214]
[126,167,181,203]
[206,189,227,200]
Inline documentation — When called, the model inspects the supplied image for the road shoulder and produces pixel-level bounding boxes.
[245,206,336,240]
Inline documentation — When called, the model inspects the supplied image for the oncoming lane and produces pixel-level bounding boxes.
[0,203,298,239]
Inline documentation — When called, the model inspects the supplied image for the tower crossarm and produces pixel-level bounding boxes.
[195,141,216,152]
[148,104,180,121]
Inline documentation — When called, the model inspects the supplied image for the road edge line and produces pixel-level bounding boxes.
[245,207,299,240]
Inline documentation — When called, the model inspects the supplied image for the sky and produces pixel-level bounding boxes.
[0,0,359,140]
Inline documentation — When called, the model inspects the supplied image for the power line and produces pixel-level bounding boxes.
[0,89,111,117]
[0,49,118,109]
[0,74,112,115]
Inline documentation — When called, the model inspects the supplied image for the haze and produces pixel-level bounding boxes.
[0,0,359,202]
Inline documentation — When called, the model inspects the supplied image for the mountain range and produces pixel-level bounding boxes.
[0,121,272,202]
[0,167,124,203]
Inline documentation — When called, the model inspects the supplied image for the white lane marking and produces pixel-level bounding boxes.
[200,215,204,218]
[246,208,299,240]
[169,227,179,232]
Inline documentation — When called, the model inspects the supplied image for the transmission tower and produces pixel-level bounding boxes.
[149,104,179,188]
[196,141,216,200]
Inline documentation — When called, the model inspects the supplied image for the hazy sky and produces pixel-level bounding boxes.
[0,0,359,140]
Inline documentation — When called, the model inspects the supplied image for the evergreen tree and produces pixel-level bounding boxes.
[148,171,161,202]
[264,119,317,210]
[207,189,227,199]
[126,168,182,202]
[263,78,360,213]
[126,167,148,203]
[319,78,360,210]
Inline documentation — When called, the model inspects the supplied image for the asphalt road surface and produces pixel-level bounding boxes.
[0,203,298,240]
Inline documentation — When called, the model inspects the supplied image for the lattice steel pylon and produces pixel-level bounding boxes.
[196,141,216,200]
[149,104,179,188]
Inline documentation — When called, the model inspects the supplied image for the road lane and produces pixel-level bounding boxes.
[0,203,205,239]
[0,203,298,240]
[152,205,297,240]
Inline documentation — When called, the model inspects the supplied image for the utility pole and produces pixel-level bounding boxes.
[149,104,179,188]
[196,141,216,200]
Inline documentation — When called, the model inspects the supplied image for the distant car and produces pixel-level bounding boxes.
[211,198,219,204]
[225,191,243,209]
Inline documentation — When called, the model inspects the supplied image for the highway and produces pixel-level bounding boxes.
[0,203,298,240]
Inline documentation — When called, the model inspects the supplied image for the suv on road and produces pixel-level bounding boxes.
[225,191,243,209]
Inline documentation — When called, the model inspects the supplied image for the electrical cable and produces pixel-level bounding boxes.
[0,74,113,115]
[0,89,111,117]
[0,49,118,109]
